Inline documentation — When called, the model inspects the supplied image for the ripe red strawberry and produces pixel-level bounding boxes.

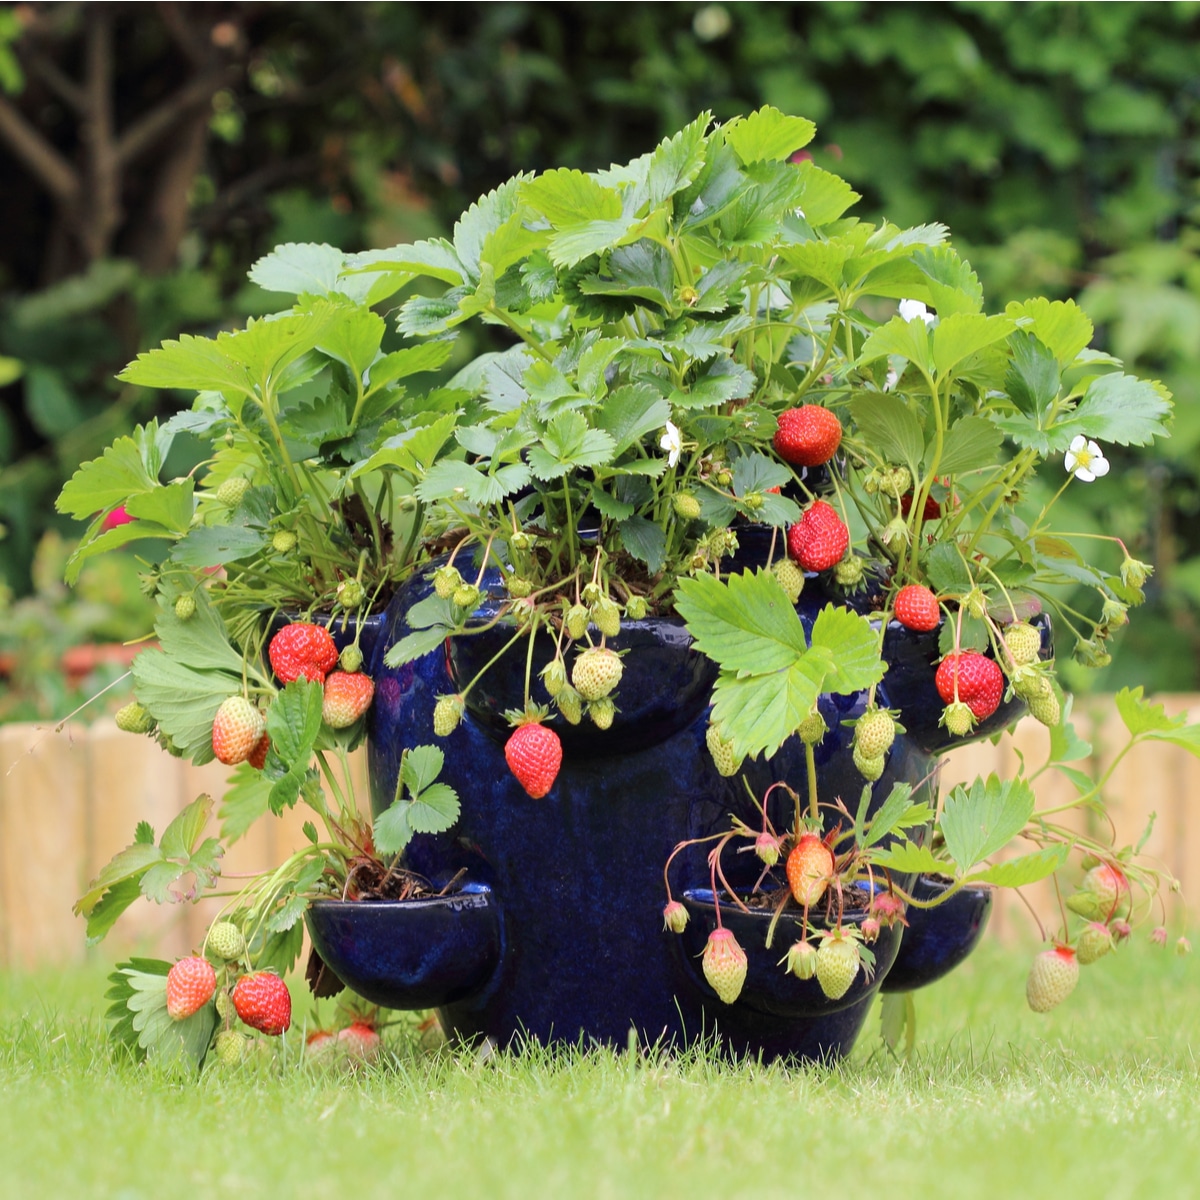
[934,652,1004,721]
[702,927,748,1004]
[893,584,940,632]
[322,670,375,728]
[165,956,217,1020]
[1026,945,1079,1013]
[786,501,849,572]
[338,1021,381,1065]
[504,722,563,799]
[231,972,291,1036]
[268,622,339,684]
[212,697,266,766]
[900,492,942,520]
[248,732,270,770]
[774,405,842,467]
[785,832,834,907]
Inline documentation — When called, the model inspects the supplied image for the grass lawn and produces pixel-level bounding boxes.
[1,940,1197,1198]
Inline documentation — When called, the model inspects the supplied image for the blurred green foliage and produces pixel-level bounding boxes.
[0,0,1198,693]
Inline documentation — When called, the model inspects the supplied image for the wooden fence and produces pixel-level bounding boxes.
[2,697,1198,969]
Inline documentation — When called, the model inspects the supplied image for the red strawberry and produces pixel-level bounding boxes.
[337,1021,381,1064]
[785,832,834,907]
[231,972,291,1036]
[212,697,266,766]
[893,584,941,632]
[268,622,339,684]
[935,652,1004,721]
[165,956,217,1020]
[322,671,375,728]
[774,405,842,467]
[900,492,942,520]
[248,732,270,770]
[504,722,563,799]
[786,501,849,572]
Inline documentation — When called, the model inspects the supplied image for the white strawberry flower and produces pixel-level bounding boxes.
[898,298,936,326]
[1064,435,1110,483]
[660,421,683,468]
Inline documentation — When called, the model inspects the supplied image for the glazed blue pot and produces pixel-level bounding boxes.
[307,552,1042,1062]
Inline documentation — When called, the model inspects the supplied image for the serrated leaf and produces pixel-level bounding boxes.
[579,241,674,309]
[617,516,667,574]
[527,414,617,480]
[939,775,1035,874]
[858,315,934,374]
[219,764,273,843]
[171,524,270,568]
[1114,686,1185,736]
[159,794,214,860]
[589,486,635,521]
[383,626,449,668]
[793,162,860,225]
[401,744,446,796]
[923,541,973,593]
[936,416,1004,476]
[56,434,159,520]
[154,589,246,675]
[850,393,925,473]
[861,783,915,847]
[709,659,826,759]
[969,845,1068,888]
[367,341,454,391]
[1049,715,1092,764]
[932,314,1015,377]
[1054,373,1172,449]
[870,841,946,875]
[672,358,757,410]
[1005,297,1093,365]
[1005,331,1061,420]
[131,651,241,763]
[267,680,324,767]
[75,842,164,915]
[317,307,385,381]
[810,604,887,695]
[358,411,458,477]
[522,169,623,227]
[249,243,346,297]
[119,334,256,396]
[910,245,984,317]
[724,106,815,163]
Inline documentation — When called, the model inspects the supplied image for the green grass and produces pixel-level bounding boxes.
[2,943,1198,1198]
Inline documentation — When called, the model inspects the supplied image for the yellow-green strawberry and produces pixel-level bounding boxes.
[555,685,583,725]
[339,644,364,673]
[785,939,818,980]
[1026,945,1079,1012]
[115,701,155,734]
[940,700,975,738]
[702,927,748,1005]
[433,694,465,737]
[272,530,297,554]
[786,832,833,907]
[572,646,623,701]
[174,594,196,621]
[1027,688,1061,727]
[214,1029,247,1066]
[207,921,245,961]
[878,466,912,498]
[1075,921,1114,965]
[216,476,250,508]
[505,574,533,598]
[797,709,827,745]
[854,708,895,758]
[624,595,649,620]
[212,697,266,766]
[706,724,742,777]
[853,746,885,781]
[590,596,621,639]
[815,931,861,1000]
[588,696,616,730]
[540,659,567,698]
[452,583,481,611]
[434,564,463,599]
[1004,622,1042,666]
[565,603,590,640]
[773,558,805,604]
[672,492,702,519]
[662,900,689,934]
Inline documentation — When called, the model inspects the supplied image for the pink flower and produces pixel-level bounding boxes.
[102,505,135,531]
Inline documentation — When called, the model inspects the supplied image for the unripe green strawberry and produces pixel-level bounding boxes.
[215,990,235,1023]
[785,939,818,980]
[339,644,363,673]
[588,696,616,730]
[216,476,250,508]
[540,659,567,698]
[834,555,865,589]
[505,575,533,598]
[673,492,702,519]
[581,582,603,605]
[705,724,742,777]
[452,583,482,611]
[207,921,246,962]
[434,564,463,599]
[1100,598,1128,629]
[707,528,738,559]
[1012,669,1052,702]
[565,603,590,640]
[773,558,805,604]
[797,710,827,745]
[174,594,196,621]
[624,596,648,620]
[853,746,885,781]
[741,491,765,511]
[702,928,748,1005]
[878,466,912,499]
[963,587,988,619]
[115,701,155,734]
[662,900,689,934]
[854,708,895,758]
[572,647,623,701]
[1075,921,1114,965]
[816,931,861,1000]
[1120,556,1152,591]
[214,1030,247,1066]
[509,530,535,552]
[555,685,583,725]
[940,701,975,738]
[433,694,465,737]
[1004,622,1042,666]
[272,530,297,554]
[339,578,365,610]
[1027,688,1061,728]
[590,596,621,639]
[1026,945,1079,1012]
[755,831,781,867]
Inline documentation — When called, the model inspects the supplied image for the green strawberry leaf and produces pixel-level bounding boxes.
[809,604,887,696]
[939,774,1036,874]
[850,393,925,475]
[708,660,826,760]
[617,516,668,575]
[869,841,947,876]
[219,763,274,843]
[1005,331,1061,420]
[723,106,815,164]
[968,845,1068,888]
[935,416,1004,476]
[1005,297,1093,366]
[793,161,860,225]
[1052,373,1173,449]
[861,783,918,848]
[267,680,324,768]
[400,744,445,796]
[932,313,1015,377]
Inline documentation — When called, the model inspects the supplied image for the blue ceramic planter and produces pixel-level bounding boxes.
[303,553,1046,1062]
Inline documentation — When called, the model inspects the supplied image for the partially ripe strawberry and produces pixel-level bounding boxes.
[268,622,339,684]
[322,670,375,728]
[662,900,689,934]
[212,697,266,766]
[504,722,563,799]
[338,1021,381,1065]
[248,732,270,770]
[165,956,217,1020]
[934,652,1004,721]
[893,584,940,632]
[786,832,834,907]
[1026,945,1079,1013]
[786,501,849,572]
[702,927,748,1005]
[231,972,291,1036]
[774,405,842,467]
